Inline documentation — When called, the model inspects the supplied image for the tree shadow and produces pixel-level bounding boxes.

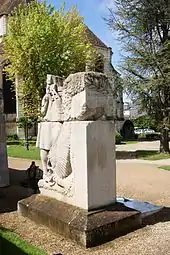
[116,150,160,159]
[0,167,41,214]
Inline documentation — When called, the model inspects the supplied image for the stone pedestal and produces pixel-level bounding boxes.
[0,114,9,187]
[18,195,141,247]
[0,69,9,187]
[40,120,116,210]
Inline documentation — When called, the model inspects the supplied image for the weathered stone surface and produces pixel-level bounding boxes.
[62,72,114,121]
[0,88,9,187]
[36,72,116,211]
[39,121,116,210]
[18,194,141,247]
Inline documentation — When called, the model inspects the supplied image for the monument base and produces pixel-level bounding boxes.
[18,194,142,247]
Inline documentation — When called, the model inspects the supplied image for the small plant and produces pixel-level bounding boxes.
[116,132,123,144]
[138,132,160,140]
[7,134,18,141]
[17,116,37,150]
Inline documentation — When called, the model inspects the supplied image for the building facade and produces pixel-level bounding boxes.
[0,0,124,136]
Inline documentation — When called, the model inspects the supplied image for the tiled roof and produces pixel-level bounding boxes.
[85,26,109,49]
[0,0,32,15]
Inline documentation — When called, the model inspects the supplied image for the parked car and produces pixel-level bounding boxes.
[134,128,144,135]
[143,128,155,134]
[134,128,155,135]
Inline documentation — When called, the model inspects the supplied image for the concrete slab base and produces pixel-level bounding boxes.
[18,195,163,247]
[18,195,143,247]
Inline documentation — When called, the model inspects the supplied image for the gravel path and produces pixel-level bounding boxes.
[0,158,169,255]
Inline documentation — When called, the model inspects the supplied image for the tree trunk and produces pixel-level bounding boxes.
[160,128,169,153]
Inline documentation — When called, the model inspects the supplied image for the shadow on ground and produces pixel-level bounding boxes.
[116,150,160,159]
[0,168,35,213]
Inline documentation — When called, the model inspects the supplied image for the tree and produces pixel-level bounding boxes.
[3,1,95,117]
[17,116,37,150]
[133,116,157,131]
[107,0,170,152]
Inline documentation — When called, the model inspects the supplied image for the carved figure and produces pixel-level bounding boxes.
[36,75,63,180]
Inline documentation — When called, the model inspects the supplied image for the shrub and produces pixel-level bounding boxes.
[7,134,18,141]
[116,132,123,144]
[145,132,160,140]
[138,132,160,140]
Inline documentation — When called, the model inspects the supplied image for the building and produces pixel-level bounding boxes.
[124,101,146,120]
[0,0,124,136]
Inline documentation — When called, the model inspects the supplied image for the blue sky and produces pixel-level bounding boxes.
[46,0,121,69]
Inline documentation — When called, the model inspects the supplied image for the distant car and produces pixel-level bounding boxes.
[134,128,155,135]
[143,128,155,134]
[134,128,144,135]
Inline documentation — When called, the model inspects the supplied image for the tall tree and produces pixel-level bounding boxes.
[107,0,170,152]
[3,1,95,116]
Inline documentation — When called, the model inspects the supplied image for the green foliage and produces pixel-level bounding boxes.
[136,150,170,160]
[17,116,37,129]
[133,116,157,130]
[138,132,160,140]
[3,1,95,116]
[7,134,19,141]
[7,144,40,160]
[159,165,170,171]
[107,0,170,152]
[115,131,123,144]
[0,227,47,255]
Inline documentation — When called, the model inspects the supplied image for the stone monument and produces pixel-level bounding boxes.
[0,68,9,187]
[36,72,116,209]
[18,72,142,247]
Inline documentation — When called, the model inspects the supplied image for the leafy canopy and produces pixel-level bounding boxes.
[3,1,95,116]
[107,0,170,151]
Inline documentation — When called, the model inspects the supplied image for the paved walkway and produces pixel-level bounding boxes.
[116,161,170,206]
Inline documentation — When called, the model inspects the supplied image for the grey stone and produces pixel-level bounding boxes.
[18,194,141,248]
[0,87,9,187]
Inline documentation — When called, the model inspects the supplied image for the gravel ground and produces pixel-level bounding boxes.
[0,158,169,255]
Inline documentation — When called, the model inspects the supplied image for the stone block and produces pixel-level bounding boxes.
[0,90,9,187]
[39,121,116,210]
[62,72,114,121]
[18,195,141,247]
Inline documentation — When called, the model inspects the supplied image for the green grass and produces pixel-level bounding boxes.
[0,228,47,255]
[159,165,170,171]
[7,144,40,160]
[136,150,170,160]
[124,140,138,144]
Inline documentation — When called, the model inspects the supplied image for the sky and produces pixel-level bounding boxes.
[46,0,122,70]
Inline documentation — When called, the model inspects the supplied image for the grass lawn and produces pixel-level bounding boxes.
[7,144,40,160]
[0,228,47,255]
[136,150,170,160]
[124,140,138,144]
[159,165,170,171]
